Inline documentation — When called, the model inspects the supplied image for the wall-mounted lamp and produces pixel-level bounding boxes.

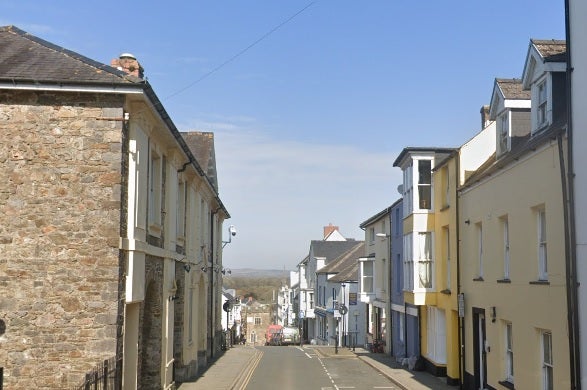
[183,264,191,272]
[222,225,237,248]
[221,267,231,275]
[465,219,471,225]
[491,306,496,323]
[169,295,179,301]
[200,265,208,273]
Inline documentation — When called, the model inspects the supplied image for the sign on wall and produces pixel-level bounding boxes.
[348,293,357,305]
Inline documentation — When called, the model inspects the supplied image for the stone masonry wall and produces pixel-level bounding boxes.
[0,91,124,389]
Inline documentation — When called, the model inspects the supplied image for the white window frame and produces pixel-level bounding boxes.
[477,223,484,279]
[177,180,186,240]
[403,233,414,291]
[417,232,433,289]
[537,80,548,128]
[148,150,162,227]
[443,166,450,208]
[362,260,374,293]
[444,227,451,290]
[503,216,510,279]
[417,159,432,210]
[542,331,553,390]
[498,111,510,155]
[538,208,548,281]
[505,322,514,383]
[403,164,413,215]
[426,307,447,364]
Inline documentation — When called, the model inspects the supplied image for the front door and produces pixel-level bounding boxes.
[473,308,487,390]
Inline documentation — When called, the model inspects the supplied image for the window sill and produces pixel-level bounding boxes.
[497,279,511,284]
[529,280,550,285]
[473,277,484,282]
[148,223,162,237]
[498,380,515,389]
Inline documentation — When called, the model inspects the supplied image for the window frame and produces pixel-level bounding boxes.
[362,260,374,293]
[505,322,514,383]
[503,216,510,280]
[537,80,548,128]
[498,111,510,155]
[477,223,484,279]
[542,331,553,390]
[148,150,162,228]
[417,159,432,210]
[538,208,548,281]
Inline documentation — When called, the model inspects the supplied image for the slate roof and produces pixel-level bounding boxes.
[0,25,230,218]
[496,78,530,100]
[532,39,567,63]
[311,240,362,265]
[0,25,139,85]
[182,132,218,192]
[317,242,364,275]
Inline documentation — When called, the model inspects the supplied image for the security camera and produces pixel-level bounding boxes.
[229,225,236,237]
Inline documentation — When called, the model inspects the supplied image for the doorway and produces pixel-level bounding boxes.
[472,308,487,390]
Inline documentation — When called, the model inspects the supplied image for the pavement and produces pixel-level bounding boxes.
[176,344,456,390]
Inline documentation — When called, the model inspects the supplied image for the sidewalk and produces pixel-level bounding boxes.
[178,344,456,390]
[176,345,261,390]
[312,346,455,390]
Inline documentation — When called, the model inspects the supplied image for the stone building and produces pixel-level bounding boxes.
[0,25,229,389]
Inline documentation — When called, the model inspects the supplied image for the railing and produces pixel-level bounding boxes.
[73,356,120,390]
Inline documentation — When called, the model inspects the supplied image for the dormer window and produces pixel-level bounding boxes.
[498,112,510,155]
[537,80,547,127]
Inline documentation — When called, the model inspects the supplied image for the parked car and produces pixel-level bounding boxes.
[282,326,300,345]
[265,324,283,346]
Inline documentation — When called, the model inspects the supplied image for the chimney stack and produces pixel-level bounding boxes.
[480,105,490,129]
[111,53,144,78]
[323,223,339,239]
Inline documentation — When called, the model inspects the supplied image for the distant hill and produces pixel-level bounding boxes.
[228,268,291,278]
[223,269,291,303]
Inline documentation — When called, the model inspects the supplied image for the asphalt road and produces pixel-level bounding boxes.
[244,346,400,390]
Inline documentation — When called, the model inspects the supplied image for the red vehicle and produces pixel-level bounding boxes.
[265,324,283,346]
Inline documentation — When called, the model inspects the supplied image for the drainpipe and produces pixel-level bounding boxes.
[209,208,218,358]
[456,152,464,390]
[563,2,581,388]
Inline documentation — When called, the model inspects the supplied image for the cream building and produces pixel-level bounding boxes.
[459,42,571,388]
[359,207,392,353]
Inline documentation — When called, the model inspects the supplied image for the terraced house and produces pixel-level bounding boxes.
[0,26,229,389]
[459,40,571,390]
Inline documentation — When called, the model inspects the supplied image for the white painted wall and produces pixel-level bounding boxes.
[459,121,496,185]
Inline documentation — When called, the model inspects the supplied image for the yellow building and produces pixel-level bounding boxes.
[393,147,457,380]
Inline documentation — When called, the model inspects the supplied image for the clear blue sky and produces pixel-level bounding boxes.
[1,1,566,270]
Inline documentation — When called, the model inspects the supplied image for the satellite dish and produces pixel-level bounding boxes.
[397,184,404,194]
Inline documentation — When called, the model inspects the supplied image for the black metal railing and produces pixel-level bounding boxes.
[73,357,120,390]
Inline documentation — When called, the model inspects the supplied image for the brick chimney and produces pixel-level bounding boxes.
[323,223,339,239]
[111,53,144,78]
[480,105,490,129]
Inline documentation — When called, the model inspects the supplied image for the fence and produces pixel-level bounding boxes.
[73,356,120,390]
